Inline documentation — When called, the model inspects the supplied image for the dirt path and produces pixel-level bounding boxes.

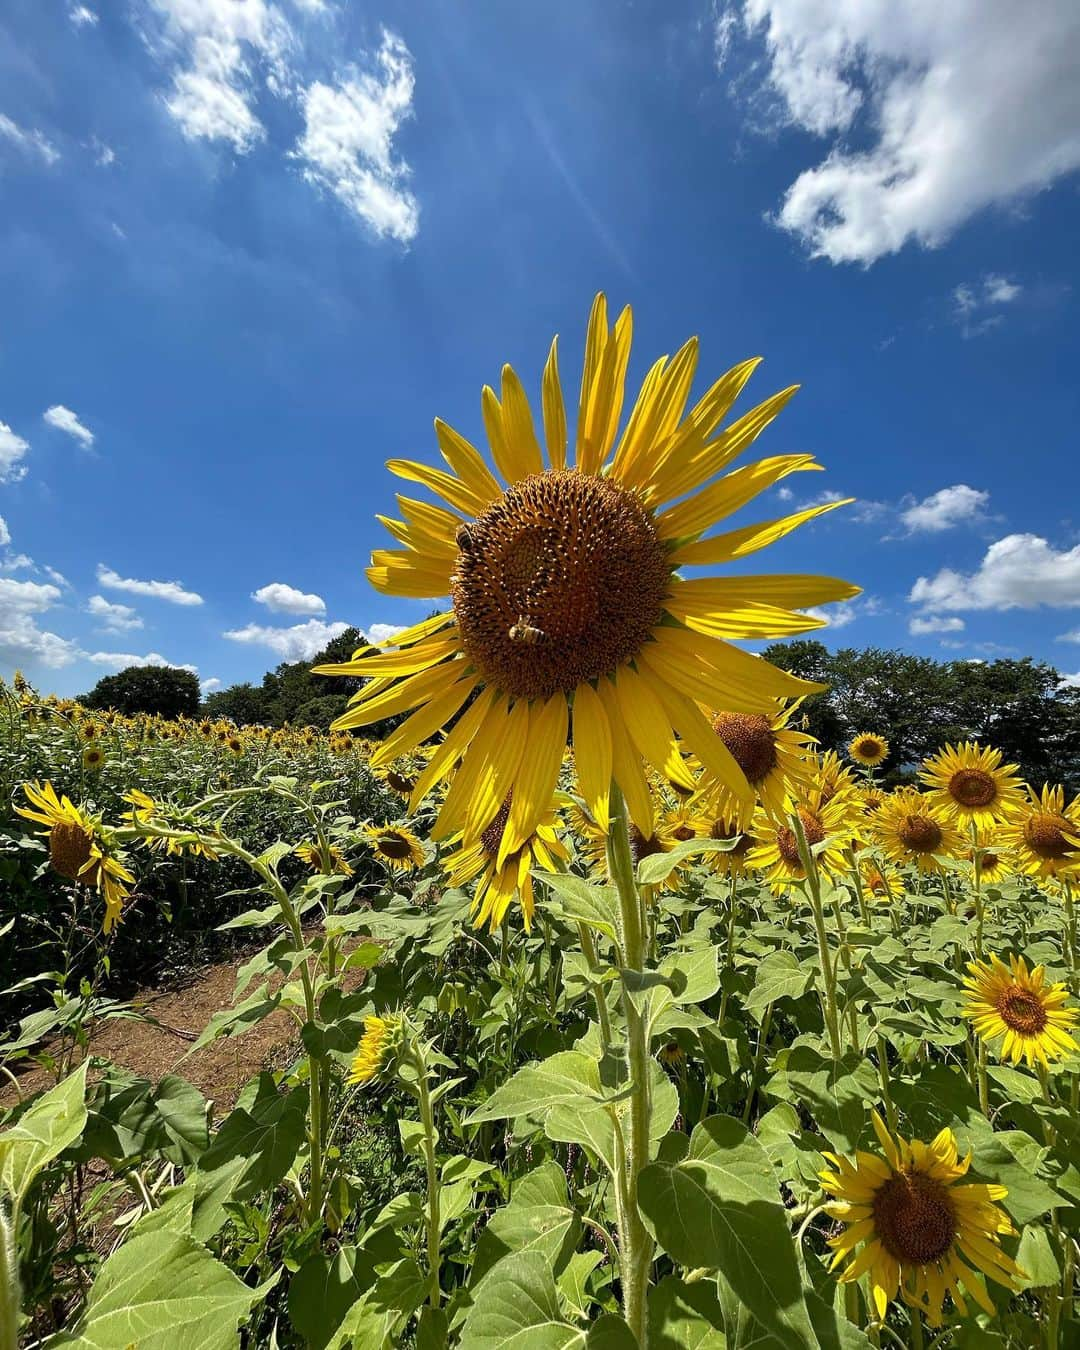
[2,940,365,1113]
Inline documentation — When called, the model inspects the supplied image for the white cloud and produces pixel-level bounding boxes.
[69,4,98,26]
[252,581,326,615]
[293,31,419,242]
[43,404,95,449]
[909,615,966,636]
[86,650,198,674]
[86,594,144,633]
[43,567,70,588]
[952,275,1023,337]
[0,113,60,166]
[97,564,204,606]
[1059,672,1080,689]
[224,618,349,660]
[200,675,222,693]
[724,2,1080,264]
[899,485,990,534]
[911,534,1080,612]
[366,622,406,644]
[91,138,116,168]
[0,578,77,669]
[801,602,857,629]
[0,421,30,483]
[0,516,8,548]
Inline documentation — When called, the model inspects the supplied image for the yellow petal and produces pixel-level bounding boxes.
[669,499,853,566]
[434,419,502,503]
[542,335,567,469]
[386,457,491,517]
[572,681,612,831]
[657,454,821,541]
[502,694,567,862]
[598,676,654,835]
[370,675,478,766]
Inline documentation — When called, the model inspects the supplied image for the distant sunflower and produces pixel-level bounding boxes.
[746,792,858,891]
[363,823,425,872]
[999,784,1080,881]
[966,831,1012,886]
[822,1109,1022,1326]
[963,954,1079,1067]
[17,781,134,932]
[81,744,106,772]
[296,841,353,876]
[921,742,1025,829]
[874,790,963,874]
[567,799,698,891]
[78,720,100,742]
[372,759,418,798]
[848,732,889,768]
[316,294,857,860]
[858,786,887,816]
[859,859,903,904]
[443,795,568,930]
[226,734,244,756]
[348,1013,404,1085]
[702,703,815,827]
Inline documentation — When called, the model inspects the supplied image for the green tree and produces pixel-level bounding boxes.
[81,665,201,719]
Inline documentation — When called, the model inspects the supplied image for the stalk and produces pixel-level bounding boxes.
[0,1200,19,1350]
[412,1049,442,1308]
[791,810,842,1060]
[606,783,654,1347]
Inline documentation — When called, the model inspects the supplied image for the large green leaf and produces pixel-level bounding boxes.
[467,1052,624,1125]
[638,1115,815,1349]
[458,1251,585,1349]
[288,1247,375,1350]
[471,1161,581,1287]
[196,1074,308,1204]
[536,872,620,942]
[637,838,736,886]
[46,1231,273,1348]
[766,1045,878,1153]
[648,1276,726,1349]
[325,1257,427,1350]
[0,1060,88,1201]
[743,952,812,1018]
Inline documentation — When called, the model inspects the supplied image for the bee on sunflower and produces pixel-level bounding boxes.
[822,1109,1022,1326]
[963,954,1079,1068]
[442,794,568,930]
[17,781,135,932]
[362,822,426,872]
[998,784,1080,881]
[315,294,857,862]
[921,742,1025,830]
[873,790,963,875]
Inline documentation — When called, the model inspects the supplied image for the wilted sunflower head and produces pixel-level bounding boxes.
[848,732,888,768]
[921,741,1024,827]
[316,294,858,863]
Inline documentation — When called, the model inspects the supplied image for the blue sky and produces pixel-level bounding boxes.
[2,0,1079,698]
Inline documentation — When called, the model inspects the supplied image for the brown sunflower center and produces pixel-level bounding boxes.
[451,471,670,700]
[481,795,514,858]
[630,826,667,865]
[50,821,94,882]
[997,987,1048,1035]
[672,823,696,842]
[776,809,825,868]
[856,737,883,757]
[948,768,997,809]
[980,851,1000,871]
[865,869,889,895]
[872,1169,956,1266]
[711,712,778,785]
[1024,812,1070,859]
[898,813,942,853]
[376,831,414,861]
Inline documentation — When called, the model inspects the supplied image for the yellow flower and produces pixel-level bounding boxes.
[122,790,219,860]
[362,823,425,872]
[874,790,963,874]
[966,830,1013,885]
[373,759,419,797]
[699,702,815,827]
[348,1014,404,1084]
[822,1110,1022,1326]
[17,781,134,933]
[78,720,100,742]
[746,791,860,891]
[701,813,757,877]
[316,294,856,864]
[920,742,1025,829]
[658,1040,685,1067]
[859,860,903,904]
[443,795,569,931]
[848,732,889,768]
[81,744,106,772]
[226,734,244,756]
[998,783,1080,881]
[963,954,1079,1068]
[813,750,858,807]
[296,841,353,876]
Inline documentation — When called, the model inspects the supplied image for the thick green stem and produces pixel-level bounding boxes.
[414,1058,442,1308]
[606,784,654,1348]
[0,1200,19,1350]
[848,851,870,927]
[792,811,843,1060]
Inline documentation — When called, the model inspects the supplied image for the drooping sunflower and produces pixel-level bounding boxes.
[822,1109,1022,1326]
[746,791,859,891]
[372,758,420,798]
[874,790,964,875]
[921,742,1025,830]
[348,1013,405,1085]
[442,795,569,931]
[17,781,134,932]
[699,703,816,827]
[122,790,221,861]
[813,750,858,808]
[362,823,426,872]
[998,783,1080,881]
[296,841,353,876]
[316,295,857,862]
[848,732,889,768]
[963,954,1079,1067]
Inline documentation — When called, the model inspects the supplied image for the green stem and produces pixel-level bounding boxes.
[876,1035,898,1133]
[791,811,842,1060]
[742,1003,773,1125]
[0,1199,19,1350]
[606,783,654,1348]
[717,874,738,1023]
[848,852,870,927]
[414,1055,442,1308]
[577,922,613,1051]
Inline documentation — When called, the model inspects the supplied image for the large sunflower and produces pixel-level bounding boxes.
[17,781,134,932]
[963,954,1079,1067]
[822,1109,1022,1326]
[998,783,1080,881]
[699,702,816,827]
[442,796,569,930]
[316,296,856,861]
[921,742,1025,829]
[873,790,963,875]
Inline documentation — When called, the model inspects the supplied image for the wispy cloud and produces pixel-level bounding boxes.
[224,618,349,660]
[97,564,203,606]
[43,404,95,449]
[0,422,30,483]
[86,594,143,633]
[0,113,60,165]
[951,275,1023,338]
[899,485,990,534]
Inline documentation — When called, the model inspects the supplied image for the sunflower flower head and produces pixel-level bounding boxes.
[702,702,815,827]
[81,744,106,772]
[362,822,425,872]
[999,783,1080,881]
[296,841,353,877]
[747,790,860,891]
[822,1109,1022,1326]
[921,742,1025,829]
[316,294,857,864]
[848,732,889,768]
[874,789,963,875]
[963,953,1079,1067]
[348,1013,406,1085]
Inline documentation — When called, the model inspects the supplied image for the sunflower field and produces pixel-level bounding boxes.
[2,297,1079,1350]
